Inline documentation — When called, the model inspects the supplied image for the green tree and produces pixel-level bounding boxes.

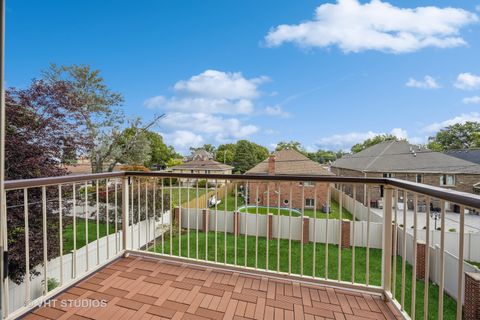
[307,150,339,163]
[275,141,305,153]
[167,158,183,167]
[233,140,269,173]
[190,144,216,154]
[145,131,179,167]
[351,134,400,153]
[427,122,480,151]
[215,143,236,164]
[43,64,165,172]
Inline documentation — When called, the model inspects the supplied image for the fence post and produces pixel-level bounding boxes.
[122,176,130,256]
[382,186,393,296]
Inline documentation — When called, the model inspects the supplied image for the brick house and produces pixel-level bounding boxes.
[170,149,233,186]
[245,148,334,210]
[331,141,480,209]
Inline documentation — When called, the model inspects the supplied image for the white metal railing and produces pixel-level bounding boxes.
[1,172,480,319]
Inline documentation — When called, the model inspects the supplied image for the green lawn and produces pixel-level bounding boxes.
[62,218,116,253]
[163,187,208,206]
[152,231,457,319]
[467,260,480,268]
[215,192,353,220]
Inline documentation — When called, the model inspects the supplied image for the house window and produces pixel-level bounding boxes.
[416,174,422,183]
[283,199,289,205]
[440,174,455,186]
[300,181,314,187]
[305,198,315,207]
[383,173,394,178]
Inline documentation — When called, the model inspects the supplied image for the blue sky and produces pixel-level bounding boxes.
[6,0,480,154]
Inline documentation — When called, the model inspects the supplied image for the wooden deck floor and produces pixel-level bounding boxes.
[23,255,403,320]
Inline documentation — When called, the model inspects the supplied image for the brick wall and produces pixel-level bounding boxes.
[247,181,328,211]
[465,272,480,320]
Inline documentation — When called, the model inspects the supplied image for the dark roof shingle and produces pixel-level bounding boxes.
[332,141,480,174]
[246,148,333,176]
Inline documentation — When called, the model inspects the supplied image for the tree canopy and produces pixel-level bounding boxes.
[427,122,480,151]
[350,134,401,153]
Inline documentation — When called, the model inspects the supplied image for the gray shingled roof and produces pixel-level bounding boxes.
[332,141,480,174]
[444,149,480,165]
[246,148,334,176]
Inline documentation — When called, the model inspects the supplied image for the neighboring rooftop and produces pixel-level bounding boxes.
[246,148,333,176]
[186,149,214,162]
[332,141,480,174]
[171,158,233,171]
[444,148,480,165]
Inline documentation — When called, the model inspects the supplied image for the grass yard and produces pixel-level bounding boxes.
[216,192,353,220]
[152,231,457,319]
[63,218,116,254]
[163,187,208,206]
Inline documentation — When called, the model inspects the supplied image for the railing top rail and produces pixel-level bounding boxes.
[3,171,480,209]
[4,171,125,190]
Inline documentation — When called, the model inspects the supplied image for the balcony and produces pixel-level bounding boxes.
[1,172,480,320]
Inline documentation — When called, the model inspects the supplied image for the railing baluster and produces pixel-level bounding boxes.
[196,180,199,260]
[313,184,317,279]
[438,200,445,320]
[145,179,149,252]
[137,179,141,250]
[234,182,238,266]
[325,183,330,280]
[153,178,156,251]
[392,188,398,298]
[383,186,393,295]
[255,183,259,270]
[423,196,430,320]
[170,178,173,256]
[224,179,227,265]
[266,183,270,271]
[96,180,100,265]
[72,183,77,278]
[130,178,134,249]
[288,182,292,275]
[456,205,465,320]
[178,180,181,257]
[121,176,129,252]
[300,182,305,277]
[84,181,89,271]
[161,178,164,255]
[277,183,281,274]
[58,185,63,286]
[411,194,418,320]
[115,179,118,254]
[244,181,248,267]
[214,180,217,262]
[205,178,208,261]
[338,184,343,282]
[23,188,30,305]
[187,178,190,259]
[401,191,407,310]
[106,179,109,259]
[42,186,47,294]
[351,185,356,283]
[366,186,371,286]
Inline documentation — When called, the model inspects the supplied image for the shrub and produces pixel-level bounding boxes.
[448,227,456,232]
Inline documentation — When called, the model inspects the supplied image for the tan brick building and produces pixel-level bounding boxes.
[245,148,334,210]
[331,141,480,210]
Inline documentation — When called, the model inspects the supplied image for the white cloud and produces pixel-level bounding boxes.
[405,75,440,89]
[162,130,204,150]
[423,112,480,132]
[144,96,166,109]
[173,70,269,100]
[454,73,480,90]
[144,70,269,152]
[463,96,480,104]
[160,112,258,143]
[316,128,410,150]
[265,0,478,53]
[264,105,290,118]
[476,5,480,12]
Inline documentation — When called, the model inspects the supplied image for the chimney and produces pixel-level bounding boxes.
[268,154,276,175]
